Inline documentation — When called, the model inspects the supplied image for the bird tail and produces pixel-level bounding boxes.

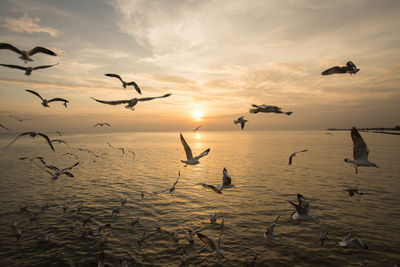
[285,112,292,116]
[249,109,258,114]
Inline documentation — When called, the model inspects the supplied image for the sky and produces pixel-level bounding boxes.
[0,0,399,132]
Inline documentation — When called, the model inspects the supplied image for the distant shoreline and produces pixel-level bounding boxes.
[326,127,400,135]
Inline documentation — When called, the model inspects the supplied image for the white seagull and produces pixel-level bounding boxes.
[180,133,210,165]
[94,123,111,127]
[250,104,292,116]
[339,234,368,249]
[6,132,54,151]
[264,215,280,239]
[0,43,57,63]
[105,73,142,94]
[288,193,316,221]
[196,233,224,259]
[217,168,234,190]
[0,63,58,75]
[25,89,68,108]
[91,93,171,110]
[344,127,379,174]
[288,150,308,165]
[321,61,359,75]
[39,160,79,180]
[233,116,248,130]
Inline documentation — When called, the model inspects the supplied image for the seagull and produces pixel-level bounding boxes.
[105,73,142,94]
[9,115,32,122]
[180,133,210,165]
[250,104,292,115]
[51,139,70,147]
[0,123,10,131]
[0,63,58,75]
[288,150,308,165]
[320,231,328,245]
[78,148,99,158]
[154,172,180,194]
[339,234,368,249]
[321,61,359,75]
[0,43,57,63]
[127,150,135,158]
[63,152,79,161]
[193,125,201,132]
[56,131,62,136]
[19,156,44,162]
[217,168,234,191]
[39,160,79,180]
[288,193,316,221]
[264,216,280,239]
[344,127,379,174]
[91,93,171,110]
[199,183,222,194]
[107,142,124,154]
[94,123,111,127]
[6,132,54,151]
[233,116,248,130]
[196,233,224,259]
[25,89,68,108]
[344,188,364,197]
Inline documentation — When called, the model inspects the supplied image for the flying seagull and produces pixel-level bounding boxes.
[196,233,224,259]
[107,142,124,154]
[25,89,68,108]
[199,183,222,194]
[78,148,99,158]
[233,116,248,130]
[91,93,171,110]
[39,160,79,180]
[51,139,70,147]
[94,123,111,127]
[193,125,201,132]
[9,115,31,122]
[339,234,368,249]
[105,73,142,94]
[0,123,10,131]
[288,193,316,221]
[343,188,364,197]
[0,63,58,76]
[180,133,210,165]
[250,104,292,115]
[153,172,180,194]
[6,132,54,151]
[264,215,280,239]
[288,150,308,165]
[321,61,359,75]
[344,127,379,174]
[0,43,57,63]
[217,168,234,190]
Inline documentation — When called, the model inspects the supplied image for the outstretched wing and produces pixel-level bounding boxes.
[194,148,210,160]
[25,89,44,101]
[93,123,101,127]
[196,233,217,252]
[0,64,27,71]
[29,47,57,56]
[32,63,59,71]
[62,161,79,172]
[91,97,129,105]
[137,93,171,102]
[351,127,369,160]
[105,73,124,84]
[0,43,22,55]
[0,123,10,131]
[222,168,231,187]
[37,133,55,151]
[48,98,68,103]
[126,81,142,94]
[104,123,111,127]
[6,132,32,148]
[180,133,193,160]
[173,172,180,187]
[240,121,246,130]
[321,66,347,75]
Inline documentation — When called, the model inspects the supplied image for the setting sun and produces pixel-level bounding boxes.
[192,111,203,122]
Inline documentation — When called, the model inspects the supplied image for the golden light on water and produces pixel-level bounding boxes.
[192,111,203,122]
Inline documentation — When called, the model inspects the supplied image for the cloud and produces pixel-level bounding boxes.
[1,14,61,37]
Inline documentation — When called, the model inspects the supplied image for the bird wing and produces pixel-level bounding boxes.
[194,148,210,160]
[137,93,171,102]
[48,98,69,104]
[251,104,260,108]
[107,142,114,148]
[105,73,124,84]
[7,132,34,148]
[29,47,57,56]
[321,66,347,75]
[196,233,217,251]
[240,121,245,129]
[104,123,111,127]
[193,125,201,132]
[288,154,295,165]
[0,124,10,131]
[91,97,129,105]
[32,63,59,71]
[207,184,222,194]
[62,161,79,172]
[37,158,60,172]
[222,168,231,186]
[94,123,101,127]
[0,64,27,71]
[173,173,180,187]
[125,81,142,94]
[25,89,44,101]
[180,133,193,160]
[296,193,310,214]
[0,43,22,54]
[351,127,369,160]
[37,133,55,151]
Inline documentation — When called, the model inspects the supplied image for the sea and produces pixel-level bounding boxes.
[0,131,399,266]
